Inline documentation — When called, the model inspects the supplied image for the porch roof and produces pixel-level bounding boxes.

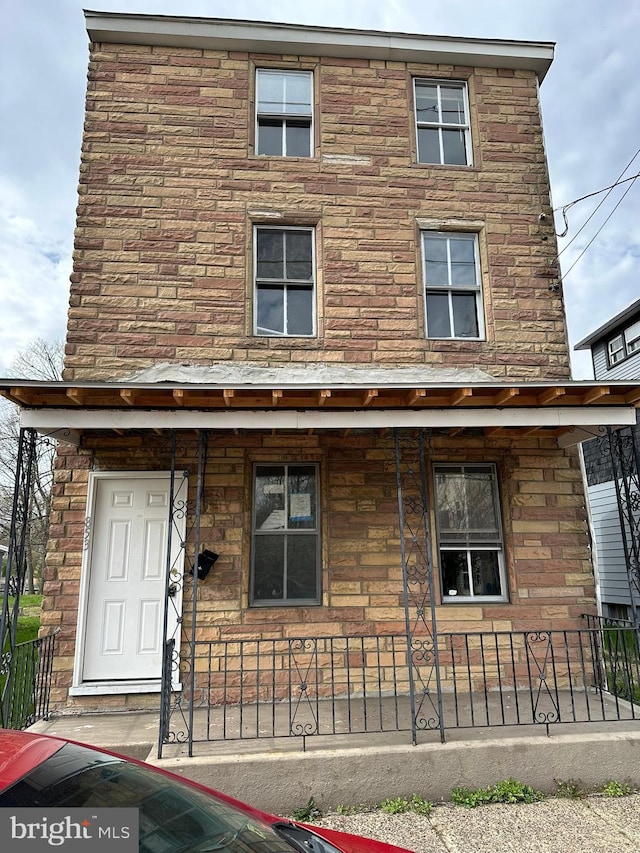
[1,373,638,448]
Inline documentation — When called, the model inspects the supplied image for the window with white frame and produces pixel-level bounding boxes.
[251,464,320,605]
[254,227,315,337]
[607,319,640,366]
[256,69,313,157]
[414,80,471,166]
[434,463,507,602]
[422,232,483,339]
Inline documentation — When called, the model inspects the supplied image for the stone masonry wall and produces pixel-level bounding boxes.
[42,431,593,710]
[64,43,569,381]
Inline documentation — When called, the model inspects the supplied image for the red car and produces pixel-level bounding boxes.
[0,730,412,853]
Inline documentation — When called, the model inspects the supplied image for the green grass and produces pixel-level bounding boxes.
[1,595,43,729]
[452,779,543,809]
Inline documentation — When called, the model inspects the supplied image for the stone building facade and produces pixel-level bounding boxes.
[10,13,638,713]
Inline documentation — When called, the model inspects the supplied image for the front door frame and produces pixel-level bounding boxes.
[71,470,185,695]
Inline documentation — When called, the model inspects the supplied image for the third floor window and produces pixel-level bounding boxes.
[414,80,471,166]
[256,69,313,157]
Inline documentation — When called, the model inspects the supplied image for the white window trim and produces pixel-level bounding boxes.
[253,225,317,337]
[422,231,485,340]
[434,463,508,603]
[250,462,321,606]
[255,68,314,157]
[414,78,472,167]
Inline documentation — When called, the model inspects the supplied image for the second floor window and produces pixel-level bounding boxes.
[414,80,471,166]
[422,232,483,339]
[254,227,315,337]
[607,320,640,366]
[256,69,313,157]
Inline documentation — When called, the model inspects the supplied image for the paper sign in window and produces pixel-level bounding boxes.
[259,509,286,529]
[289,493,312,521]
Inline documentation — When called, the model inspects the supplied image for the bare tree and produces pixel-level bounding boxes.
[0,339,63,592]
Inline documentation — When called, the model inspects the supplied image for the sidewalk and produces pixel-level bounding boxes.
[313,795,640,852]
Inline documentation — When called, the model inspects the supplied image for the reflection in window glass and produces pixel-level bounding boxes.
[252,464,320,604]
[435,464,506,600]
[423,232,482,339]
[415,80,471,166]
[255,229,315,337]
[256,69,312,157]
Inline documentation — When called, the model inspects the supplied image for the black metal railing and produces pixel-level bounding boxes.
[582,614,640,706]
[161,624,640,748]
[0,630,57,730]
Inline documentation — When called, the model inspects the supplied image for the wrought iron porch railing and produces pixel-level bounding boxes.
[0,630,58,730]
[162,624,640,749]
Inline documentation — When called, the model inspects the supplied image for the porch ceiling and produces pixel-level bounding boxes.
[1,377,638,447]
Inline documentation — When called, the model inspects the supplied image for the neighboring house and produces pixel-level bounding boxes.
[575,299,640,621]
[1,12,639,729]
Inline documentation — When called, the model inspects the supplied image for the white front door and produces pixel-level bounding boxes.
[82,474,182,682]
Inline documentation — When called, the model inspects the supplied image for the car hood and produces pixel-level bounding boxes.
[300,822,414,853]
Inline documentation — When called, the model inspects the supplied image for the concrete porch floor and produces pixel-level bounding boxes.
[28,689,640,814]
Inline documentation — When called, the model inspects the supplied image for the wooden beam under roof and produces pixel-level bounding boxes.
[173,389,185,406]
[539,387,565,405]
[318,389,331,406]
[449,387,472,406]
[223,389,235,407]
[272,389,283,406]
[407,388,426,405]
[120,389,138,406]
[65,388,85,406]
[495,387,520,405]
[582,386,610,404]
[362,389,378,406]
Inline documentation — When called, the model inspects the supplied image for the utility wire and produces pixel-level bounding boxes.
[556,149,640,255]
[554,148,640,238]
[560,170,640,281]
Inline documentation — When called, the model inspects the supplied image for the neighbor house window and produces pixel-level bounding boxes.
[422,232,483,339]
[256,69,313,157]
[254,227,315,336]
[414,80,471,166]
[434,464,507,602]
[251,464,320,605]
[607,319,640,366]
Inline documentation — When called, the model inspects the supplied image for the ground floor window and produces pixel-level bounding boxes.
[434,463,507,602]
[251,463,320,605]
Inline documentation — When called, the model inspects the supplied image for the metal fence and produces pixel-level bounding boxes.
[163,622,640,749]
[0,630,57,730]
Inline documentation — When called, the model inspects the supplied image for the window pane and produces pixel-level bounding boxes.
[287,287,313,336]
[415,83,438,122]
[257,118,283,156]
[288,465,316,528]
[257,285,284,335]
[257,72,284,113]
[417,127,441,164]
[441,551,471,596]
[253,535,284,601]
[436,466,499,541]
[426,291,451,337]
[449,237,476,285]
[283,72,312,114]
[255,466,285,529]
[441,129,467,165]
[470,551,502,596]
[424,237,449,284]
[440,86,466,125]
[286,535,318,599]
[285,231,313,280]
[286,120,311,157]
[257,230,284,279]
[452,292,479,338]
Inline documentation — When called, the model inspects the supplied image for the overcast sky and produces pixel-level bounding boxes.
[2,0,639,379]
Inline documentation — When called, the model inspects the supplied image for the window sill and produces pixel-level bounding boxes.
[69,679,181,696]
[442,596,508,604]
